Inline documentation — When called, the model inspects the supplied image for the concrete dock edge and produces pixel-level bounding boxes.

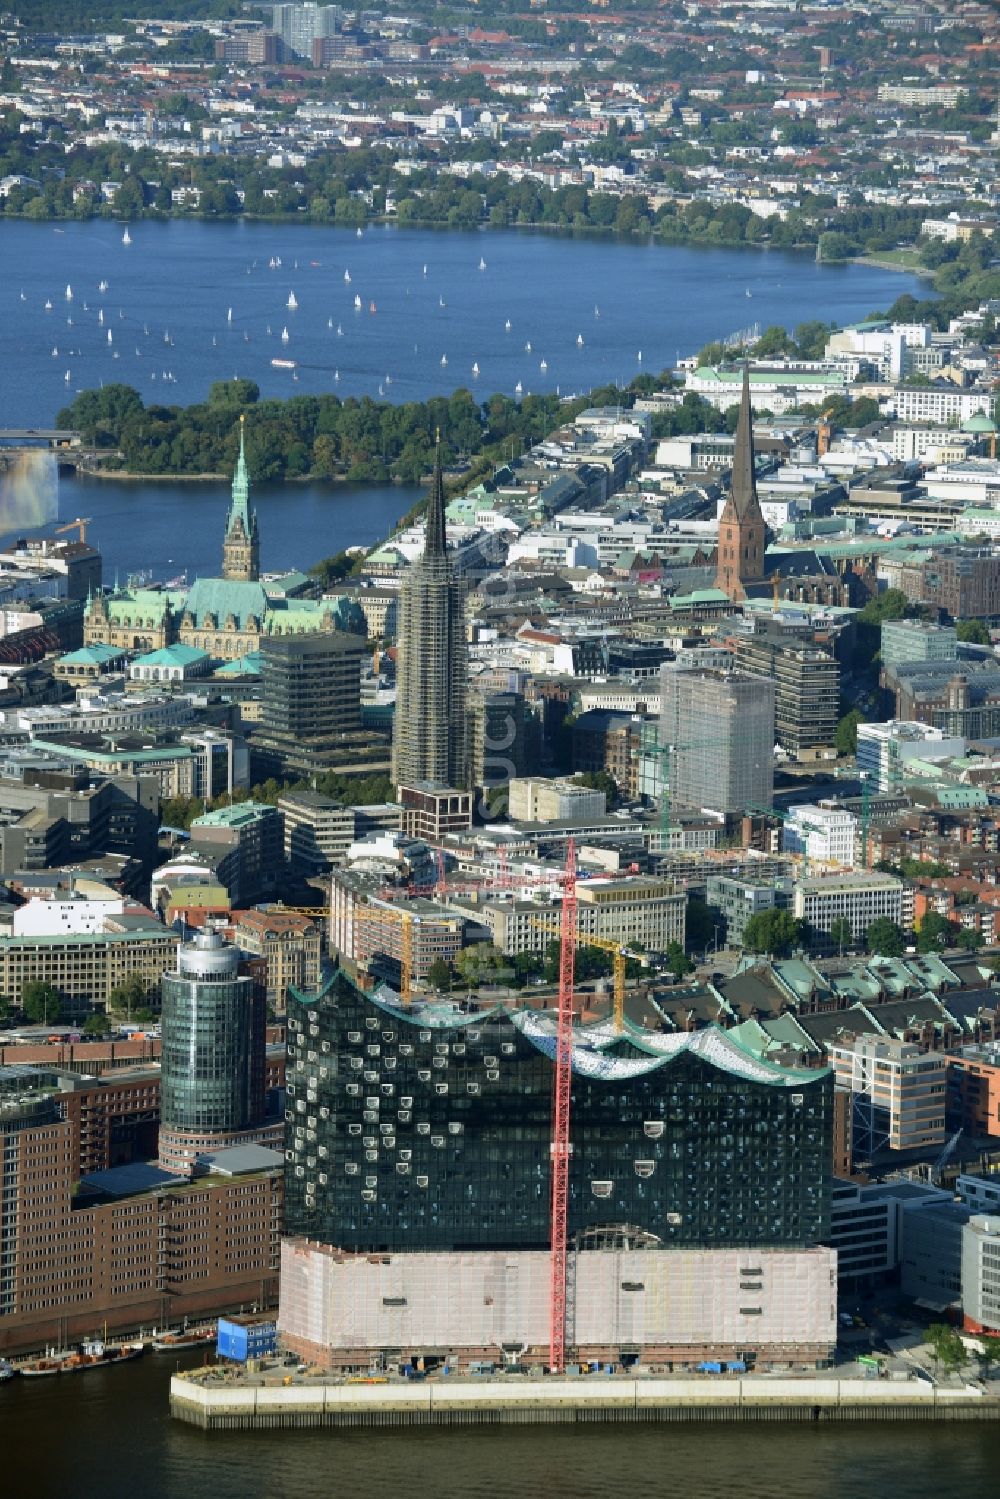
[169,1375,1000,1430]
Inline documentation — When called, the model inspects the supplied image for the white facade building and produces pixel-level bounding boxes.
[891,388,992,425]
[920,460,1000,510]
[856,720,966,794]
[11,892,125,937]
[793,872,904,944]
[508,777,607,824]
[783,803,857,869]
[962,1215,1000,1334]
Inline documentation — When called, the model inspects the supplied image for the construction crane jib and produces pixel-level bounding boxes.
[529,915,627,1035]
[338,907,414,1006]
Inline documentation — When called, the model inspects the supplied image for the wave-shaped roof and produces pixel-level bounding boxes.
[288,970,824,1086]
[511,1011,822,1087]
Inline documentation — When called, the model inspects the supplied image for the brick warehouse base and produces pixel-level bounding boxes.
[277,1240,838,1372]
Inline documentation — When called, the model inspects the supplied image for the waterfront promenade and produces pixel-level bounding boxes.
[170,1370,1000,1429]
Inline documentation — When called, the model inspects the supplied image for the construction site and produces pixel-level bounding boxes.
[281,842,838,1374]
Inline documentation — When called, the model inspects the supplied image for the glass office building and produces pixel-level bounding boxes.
[285,970,832,1253]
[159,931,266,1171]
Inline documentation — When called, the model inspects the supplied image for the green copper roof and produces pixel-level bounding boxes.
[214,651,263,676]
[30,737,194,765]
[263,571,311,597]
[133,644,208,668]
[57,644,124,666]
[183,577,268,630]
[102,588,187,624]
[261,597,332,633]
[191,799,279,829]
[669,588,731,607]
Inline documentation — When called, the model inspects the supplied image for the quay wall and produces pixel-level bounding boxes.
[170,1375,1000,1430]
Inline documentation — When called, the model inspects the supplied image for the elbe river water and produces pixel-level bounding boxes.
[2,222,969,1486]
[1,1352,998,1498]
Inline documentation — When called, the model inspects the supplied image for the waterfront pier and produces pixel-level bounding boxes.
[170,1372,1000,1430]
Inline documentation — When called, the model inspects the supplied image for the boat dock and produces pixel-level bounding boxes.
[170,1371,1000,1430]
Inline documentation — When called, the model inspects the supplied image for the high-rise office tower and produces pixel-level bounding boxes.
[391,443,470,791]
[222,416,260,583]
[715,364,766,601]
[260,633,364,741]
[158,930,266,1173]
[269,2,341,58]
[470,689,532,795]
[252,631,369,779]
[660,666,775,814]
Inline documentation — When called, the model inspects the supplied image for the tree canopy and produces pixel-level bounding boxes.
[743,908,804,957]
[21,980,61,1024]
[866,918,906,957]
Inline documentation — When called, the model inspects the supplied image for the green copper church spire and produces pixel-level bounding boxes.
[222,414,260,582]
[228,413,251,535]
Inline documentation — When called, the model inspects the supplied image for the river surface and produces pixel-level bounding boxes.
[2,1356,998,1498]
[0,220,922,426]
[42,473,417,581]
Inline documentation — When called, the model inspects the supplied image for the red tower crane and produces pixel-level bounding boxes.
[549,837,576,1374]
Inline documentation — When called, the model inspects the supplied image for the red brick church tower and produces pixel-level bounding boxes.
[715,364,766,601]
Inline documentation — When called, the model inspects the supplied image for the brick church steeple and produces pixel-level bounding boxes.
[715,364,766,602]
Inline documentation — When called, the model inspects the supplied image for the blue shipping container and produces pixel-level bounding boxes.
[216,1319,277,1362]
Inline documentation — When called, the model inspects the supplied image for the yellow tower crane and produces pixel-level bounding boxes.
[529,916,627,1034]
[55,517,92,544]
